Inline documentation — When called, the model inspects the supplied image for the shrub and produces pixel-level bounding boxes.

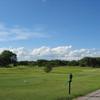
[44,64,53,73]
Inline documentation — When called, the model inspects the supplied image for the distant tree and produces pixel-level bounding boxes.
[0,50,17,67]
[37,59,48,67]
[17,61,36,67]
[96,58,100,67]
[68,60,79,66]
[17,61,29,66]
[79,57,97,67]
[46,60,68,67]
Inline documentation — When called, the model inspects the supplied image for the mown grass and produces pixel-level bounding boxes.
[0,66,100,100]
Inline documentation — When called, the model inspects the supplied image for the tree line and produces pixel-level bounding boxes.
[0,50,100,68]
[17,57,100,68]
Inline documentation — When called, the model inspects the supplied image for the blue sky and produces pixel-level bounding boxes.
[0,0,100,49]
[0,0,100,51]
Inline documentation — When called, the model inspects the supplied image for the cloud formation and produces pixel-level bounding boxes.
[0,46,100,61]
[0,23,49,41]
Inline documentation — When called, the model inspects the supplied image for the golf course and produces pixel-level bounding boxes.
[0,66,100,100]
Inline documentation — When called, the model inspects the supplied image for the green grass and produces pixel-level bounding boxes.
[0,66,100,100]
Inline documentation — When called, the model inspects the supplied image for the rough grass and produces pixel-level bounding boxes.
[0,66,100,100]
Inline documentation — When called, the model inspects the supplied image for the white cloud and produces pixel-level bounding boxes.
[0,23,49,41]
[0,46,100,61]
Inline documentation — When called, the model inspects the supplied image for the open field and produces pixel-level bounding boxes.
[0,66,100,100]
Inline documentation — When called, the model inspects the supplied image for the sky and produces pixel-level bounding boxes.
[0,0,100,60]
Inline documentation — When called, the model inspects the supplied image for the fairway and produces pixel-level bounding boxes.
[0,67,100,100]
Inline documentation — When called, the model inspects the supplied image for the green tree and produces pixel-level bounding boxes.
[79,57,97,67]
[0,50,17,67]
[37,59,48,67]
[68,60,79,66]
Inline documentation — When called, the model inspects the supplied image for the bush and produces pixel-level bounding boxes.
[44,64,53,73]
